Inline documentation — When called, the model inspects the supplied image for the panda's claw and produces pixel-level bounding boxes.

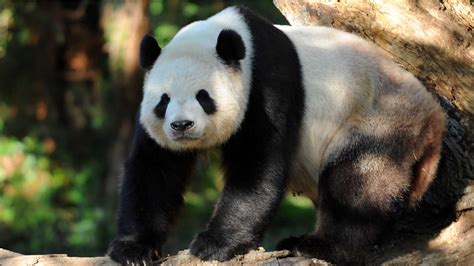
[190,230,251,262]
[278,235,327,258]
[107,238,157,265]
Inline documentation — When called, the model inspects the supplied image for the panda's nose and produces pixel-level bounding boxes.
[170,120,194,132]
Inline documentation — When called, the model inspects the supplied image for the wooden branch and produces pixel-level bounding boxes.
[0,247,331,265]
[0,248,117,266]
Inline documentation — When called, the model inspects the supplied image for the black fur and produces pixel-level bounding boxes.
[189,6,304,261]
[107,112,196,264]
[140,34,160,70]
[154,93,170,119]
[196,89,217,115]
[216,29,246,65]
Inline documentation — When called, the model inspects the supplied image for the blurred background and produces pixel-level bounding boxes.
[0,0,314,257]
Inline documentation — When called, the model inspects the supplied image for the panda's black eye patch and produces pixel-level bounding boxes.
[196,89,216,115]
[154,93,170,119]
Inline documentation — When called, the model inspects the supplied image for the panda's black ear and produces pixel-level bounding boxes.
[216,29,246,63]
[140,34,161,70]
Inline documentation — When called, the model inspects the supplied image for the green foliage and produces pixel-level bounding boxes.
[150,0,164,16]
[0,132,107,254]
[154,23,180,45]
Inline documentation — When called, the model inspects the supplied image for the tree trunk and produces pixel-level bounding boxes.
[100,0,150,215]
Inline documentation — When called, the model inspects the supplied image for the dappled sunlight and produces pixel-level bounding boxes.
[373,0,454,47]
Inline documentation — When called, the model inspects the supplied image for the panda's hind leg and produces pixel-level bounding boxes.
[277,194,390,263]
[278,134,415,263]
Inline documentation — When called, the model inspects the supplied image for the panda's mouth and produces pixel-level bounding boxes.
[172,135,201,142]
[169,130,204,143]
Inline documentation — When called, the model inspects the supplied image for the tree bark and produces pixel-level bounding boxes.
[100,0,151,214]
[0,248,323,265]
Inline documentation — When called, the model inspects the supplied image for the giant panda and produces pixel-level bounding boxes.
[107,6,445,264]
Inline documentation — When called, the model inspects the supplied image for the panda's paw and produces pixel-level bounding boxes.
[277,235,360,263]
[276,235,329,258]
[275,235,304,255]
[107,238,160,265]
[189,230,254,262]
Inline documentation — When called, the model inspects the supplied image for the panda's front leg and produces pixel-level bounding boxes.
[107,120,196,265]
[190,134,290,261]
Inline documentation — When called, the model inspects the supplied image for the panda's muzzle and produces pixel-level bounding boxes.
[170,120,194,132]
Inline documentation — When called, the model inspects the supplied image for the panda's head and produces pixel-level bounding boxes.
[139,23,249,151]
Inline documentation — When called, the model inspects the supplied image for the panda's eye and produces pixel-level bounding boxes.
[154,93,170,118]
[196,89,216,115]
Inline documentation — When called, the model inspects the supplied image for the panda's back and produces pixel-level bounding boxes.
[277,25,442,200]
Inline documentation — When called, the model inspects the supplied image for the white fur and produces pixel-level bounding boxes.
[140,7,253,151]
[272,25,378,199]
[277,25,437,201]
